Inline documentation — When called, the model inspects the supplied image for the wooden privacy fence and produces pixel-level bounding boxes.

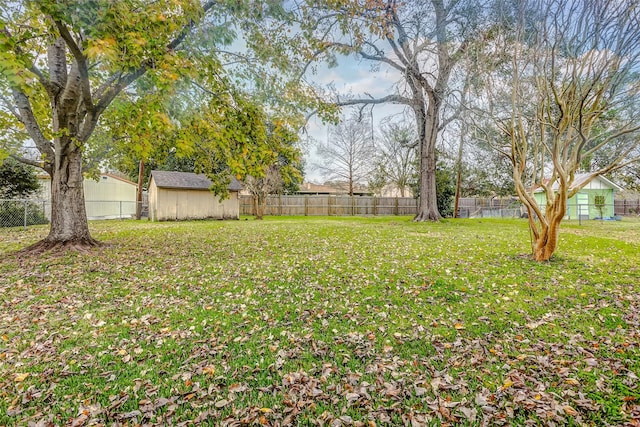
[240,195,640,218]
[614,199,640,216]
[240,195,418,216]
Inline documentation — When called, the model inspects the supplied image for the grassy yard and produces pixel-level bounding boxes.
[1,217,639,426]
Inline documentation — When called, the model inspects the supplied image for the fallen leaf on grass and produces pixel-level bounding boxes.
[215,399,230,408]
[229,383,247,393]
[458,406,477,423]
[14,373,29,382]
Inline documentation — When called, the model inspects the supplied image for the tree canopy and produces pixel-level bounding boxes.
[0,0,306,251]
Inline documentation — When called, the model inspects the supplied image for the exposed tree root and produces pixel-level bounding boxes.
[413,211,442,222]
[19,237,102,256]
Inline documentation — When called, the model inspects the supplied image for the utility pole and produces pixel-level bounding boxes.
[136,160,144,220]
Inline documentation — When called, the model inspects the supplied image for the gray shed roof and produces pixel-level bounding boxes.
[150,170,243,191]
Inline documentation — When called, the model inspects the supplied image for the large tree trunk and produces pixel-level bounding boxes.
[453,131,464,218]
[136,160,144,220]
[27,147,99,252]
[414,102,442,222]
[254,194,264,220]
[415,148,441,221]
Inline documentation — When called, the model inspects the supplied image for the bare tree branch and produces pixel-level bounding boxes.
[9,153,45,170]
[336,94,412,107]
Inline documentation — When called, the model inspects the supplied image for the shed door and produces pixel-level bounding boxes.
[577,193,589,219]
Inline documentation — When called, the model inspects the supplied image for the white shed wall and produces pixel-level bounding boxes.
[149,180,239,221]
[580,179,608,190]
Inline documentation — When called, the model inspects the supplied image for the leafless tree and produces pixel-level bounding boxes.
[243,166,284,220]
[372,122,417,197]
[315,116,376,196]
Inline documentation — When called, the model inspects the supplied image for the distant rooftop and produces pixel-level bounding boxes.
[296,182,373,196]
[533,173,623,192]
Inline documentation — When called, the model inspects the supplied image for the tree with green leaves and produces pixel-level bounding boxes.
[0,157,48,228]
[0,157,40,198]
[0,0,304,251]
[236,120,303,220]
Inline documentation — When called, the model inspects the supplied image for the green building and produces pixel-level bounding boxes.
[533,174,622,220]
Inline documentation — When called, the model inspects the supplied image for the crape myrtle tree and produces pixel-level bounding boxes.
[482,0,640,261]
[0,0,304,252]
[299,0,496,221]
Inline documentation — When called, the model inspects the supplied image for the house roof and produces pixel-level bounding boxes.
[296,182,374,196]
[150,170,243,191]
[37,172,137,186]
[103,173,137,186]
[533,173,623,193]
[297,182,341,194]
[572,173,623,191]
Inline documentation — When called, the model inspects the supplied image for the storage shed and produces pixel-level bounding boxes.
[534,173,622,220]
[148,170,242,221]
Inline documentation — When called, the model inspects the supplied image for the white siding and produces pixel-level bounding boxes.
[36,174,137,219]
[580,179,609,190]
[149,177,239,221]
[149,179,159,221]
[84,175,137,218]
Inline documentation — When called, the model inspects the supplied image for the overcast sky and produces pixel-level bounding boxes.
[301,54,408,182]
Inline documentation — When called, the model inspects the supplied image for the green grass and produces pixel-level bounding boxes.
[1,216,639,425]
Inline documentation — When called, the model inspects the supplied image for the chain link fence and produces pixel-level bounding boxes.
[0,199,49,229]
[1,199,140,229]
